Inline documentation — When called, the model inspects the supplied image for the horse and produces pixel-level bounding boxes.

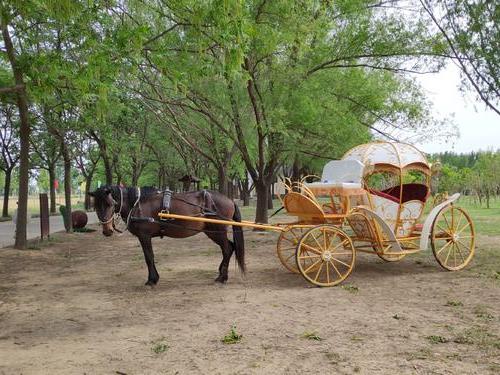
[89,185,245,286]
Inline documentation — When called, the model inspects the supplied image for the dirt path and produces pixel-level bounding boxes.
[0,225,499,374]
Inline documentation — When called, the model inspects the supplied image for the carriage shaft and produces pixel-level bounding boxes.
[157,212,286,232]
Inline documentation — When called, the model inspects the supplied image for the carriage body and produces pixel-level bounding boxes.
[276,141,476,286]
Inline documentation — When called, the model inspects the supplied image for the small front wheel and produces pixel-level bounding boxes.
[296,225,355,287]
[431,205,475,271]
[276,226,307,273]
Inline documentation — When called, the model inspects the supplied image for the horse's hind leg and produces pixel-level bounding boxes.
[206,229,233,283]
[138,235,159,286]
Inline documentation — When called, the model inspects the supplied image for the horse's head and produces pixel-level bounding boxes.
[88,186,117,237]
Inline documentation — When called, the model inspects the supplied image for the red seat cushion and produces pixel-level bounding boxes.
[368,188,400,203]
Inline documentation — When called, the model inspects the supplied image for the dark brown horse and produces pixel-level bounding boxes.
[89,186,245,286]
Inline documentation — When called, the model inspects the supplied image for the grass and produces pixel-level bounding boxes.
[453,326,500,349]
[301,331,323,341]
[341,284,359,293]
[445,300,463,307]
[426,335,449,344]
[151,337,169,354]
[221,325,242,344]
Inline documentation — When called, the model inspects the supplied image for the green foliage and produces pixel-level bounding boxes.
[302,331,323,341]
[150,337,169,354]
[221,325,242,344]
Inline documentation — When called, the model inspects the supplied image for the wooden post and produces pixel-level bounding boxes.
[39,193,50,240]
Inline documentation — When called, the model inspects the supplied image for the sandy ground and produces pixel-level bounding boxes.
[0,223,499,374]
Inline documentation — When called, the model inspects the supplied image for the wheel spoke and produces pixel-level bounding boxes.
[312,232,324,251]
[323,228,328,252]
[326,261,330,284]
[283,237,297,245]
[298,254,321,260]
[303,259,322,273]
[453,243,457,267]
[454,242,466,263]
[436,224,449,234]
[329,260,342,278]
[436,239,453,255]
[331,239,350,252]
[444,244,453,265]
[455,212,463,233]
[332,257,351,268]
[326,232,338,250]
[301,242,323,255]
[314,261,324,281]
[456,240,472,255]
[285,253,296,261]
[442,212,451,230]
[455,223,471,236]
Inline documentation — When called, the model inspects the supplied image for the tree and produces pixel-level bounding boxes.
[420,0,500,115]
[1,4,32,248]
[0,104,19,217]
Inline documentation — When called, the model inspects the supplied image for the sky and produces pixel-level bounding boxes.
[413,64,500,154]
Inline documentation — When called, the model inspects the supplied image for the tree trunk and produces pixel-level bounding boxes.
[48,165,57,213]
[2,20,30,249]
[84,173,93,211]
[103,154,113,185]
[61,142,72,232]
[217,166,228,195]
[267,185,273,209]
[2,168,11,217]
[255,181,269,224]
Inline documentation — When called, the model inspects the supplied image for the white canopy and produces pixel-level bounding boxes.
[342,141,430,174]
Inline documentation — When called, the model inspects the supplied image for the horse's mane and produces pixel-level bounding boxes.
[125,186,161,206]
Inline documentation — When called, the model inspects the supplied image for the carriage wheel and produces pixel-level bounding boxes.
[276,226,307,273]
[296,225,355,287]
[431,205,475,271]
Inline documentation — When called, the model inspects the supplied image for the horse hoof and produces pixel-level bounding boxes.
[145,280,157,287]
[215,276,227,283]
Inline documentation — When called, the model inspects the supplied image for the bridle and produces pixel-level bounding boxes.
[97,186,123,226]
[97,186,141,234]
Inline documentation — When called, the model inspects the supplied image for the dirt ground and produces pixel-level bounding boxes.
[0,221,499,374]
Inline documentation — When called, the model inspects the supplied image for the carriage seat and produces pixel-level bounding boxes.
[369,183,429,204]
[305,160,364,190]
[380,183,429,203]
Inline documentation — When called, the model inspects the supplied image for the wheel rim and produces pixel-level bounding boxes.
[296,225,355,287]
[277,226,307,273]
[376,244,406,262]
[431,206,475,271]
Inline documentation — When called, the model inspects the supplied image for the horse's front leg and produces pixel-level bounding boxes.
[138,235,159,286]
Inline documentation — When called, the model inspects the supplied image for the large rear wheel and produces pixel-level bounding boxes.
[296,225,355,287]
[431,205,475,271]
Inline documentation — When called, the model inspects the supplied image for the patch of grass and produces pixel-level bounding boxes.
[341,284,359,293]
[325,352,342,364]
[453,326,500,349]
[0,216,12,222]
[151,337,168,354]
[406,347,433,361]
[302,331,323,341]
[426,335,449,344]
[222,325,242,344]
[73,227,96,233]
[473,306,495,321]
[445,300,463,307]
[350,335,363,342]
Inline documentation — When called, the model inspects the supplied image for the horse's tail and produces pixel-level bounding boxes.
[232,203,245,273]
